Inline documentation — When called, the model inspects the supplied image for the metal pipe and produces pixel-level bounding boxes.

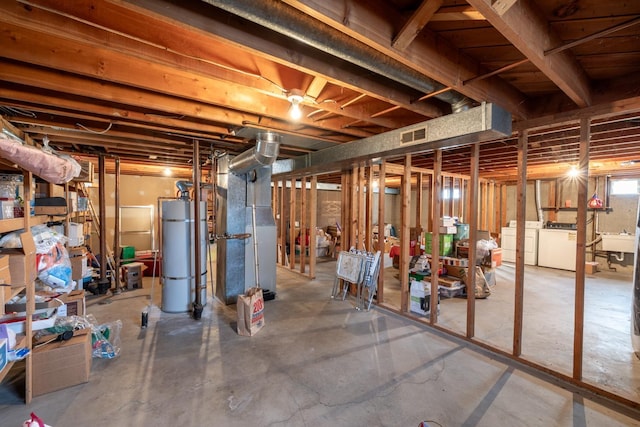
[114,157,121,292]
[193,139,203,319]
[229,131,281,174]
[98,155,109,292]
[251,204,260,288]
[201,0,472,110]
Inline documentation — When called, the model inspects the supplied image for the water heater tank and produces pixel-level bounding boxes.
[161,200,207,313]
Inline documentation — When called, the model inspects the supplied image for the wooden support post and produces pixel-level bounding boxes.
[351,168,358,250]
[466,144,479,337]
[366,166,374,252]
[426,174,434,231]
[358,166,366,250]
[574,117,590,380]
[513,131,528,356]
[430,150,441,324]
[341,171,349,251]
[400,155,411,312]
[309,176,317,279]
[548,180,558,223]
[500,184,507,230]
[377,161,386,303]
[488,182,495,235]
[300,177,307,274]
[416,173,423,230]
[458,179,469,224]
[289,178,297,270]
[279,180,287,266]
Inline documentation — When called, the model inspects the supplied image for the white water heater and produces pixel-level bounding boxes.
[161,200,207,313]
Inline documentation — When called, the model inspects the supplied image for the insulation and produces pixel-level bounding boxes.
[0,131,81,184]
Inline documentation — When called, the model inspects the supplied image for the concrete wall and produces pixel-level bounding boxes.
[503,176,639,272]
[87,174,185,255]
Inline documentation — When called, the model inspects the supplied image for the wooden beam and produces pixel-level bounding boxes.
[279,180,287,266]
[573,117,590,380]
[545,17,640,57]
[392,0,444,51]
[466,144,479,337]
[299,177,307,274]
[400,155,412,312]
[377,160,386,304]
[416,173,424,229]
[430,5,486,21]
[358,166,366,250]
[351,168,358,250]
[466,0,591,107]
[308,176,317,279]
[289,178,297,270]
[513,130,528,356]
[430,150,441,323]
[366,166,374,252]
[282,0,531,118]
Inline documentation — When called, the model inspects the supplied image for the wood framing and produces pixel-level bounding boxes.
[573,117,590,379]
[513,131,528,356]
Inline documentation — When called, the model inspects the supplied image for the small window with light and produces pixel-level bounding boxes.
[610,179,639,195]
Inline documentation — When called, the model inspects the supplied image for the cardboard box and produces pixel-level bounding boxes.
[59,290,85,317]
[34,197,68,216]
[70,254,88,281]
[0,230,37,288]
[34,205,67,215]
[73,160,94,183]
[67,222,84,247]
[439,226,457,234]
[423,232,454,257]
[585,261,599,274]
[0,255,11,285]
[490,248,502,268]
[32,331,92,397]
[444,265,467,281]
[122,262,145,289]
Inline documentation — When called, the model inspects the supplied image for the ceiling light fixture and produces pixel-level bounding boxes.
[567,165,580,178]
[287,89,304,120]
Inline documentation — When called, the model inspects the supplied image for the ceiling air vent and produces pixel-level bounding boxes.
[400,125,427,145]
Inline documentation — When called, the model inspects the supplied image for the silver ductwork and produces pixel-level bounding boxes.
[229,131,281,174]
[201,0,473,111]
[216,132,279,304]
[272,102,511,176]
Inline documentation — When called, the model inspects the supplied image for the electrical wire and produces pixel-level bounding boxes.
[75,122,113,134]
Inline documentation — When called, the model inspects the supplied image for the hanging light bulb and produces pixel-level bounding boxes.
[287,89,304,120]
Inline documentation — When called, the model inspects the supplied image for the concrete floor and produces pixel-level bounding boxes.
[1,260,640,426]
[379,260,640,405]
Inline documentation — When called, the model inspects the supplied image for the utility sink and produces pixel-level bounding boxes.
[601,233,636,253]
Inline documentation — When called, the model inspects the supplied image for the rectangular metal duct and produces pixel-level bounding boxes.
[272,102,511,176]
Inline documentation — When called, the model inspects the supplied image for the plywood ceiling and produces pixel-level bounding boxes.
[0,0,639,181]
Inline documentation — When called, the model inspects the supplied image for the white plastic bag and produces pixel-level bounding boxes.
[22,412,52,427]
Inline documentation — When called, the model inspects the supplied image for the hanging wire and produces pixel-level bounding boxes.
[0,105,37,117]
[75,122,113,134]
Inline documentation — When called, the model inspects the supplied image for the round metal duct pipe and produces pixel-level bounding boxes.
[201,0,472,111]
[229,131,281,174]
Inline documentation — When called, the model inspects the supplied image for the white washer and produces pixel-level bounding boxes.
[537,228,577,271]
[501,221,542,265]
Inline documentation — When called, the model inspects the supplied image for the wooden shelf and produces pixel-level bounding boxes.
[0,215,49,234]
[0,334,27,384]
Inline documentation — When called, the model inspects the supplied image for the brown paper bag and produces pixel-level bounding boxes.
[237,287,265,336]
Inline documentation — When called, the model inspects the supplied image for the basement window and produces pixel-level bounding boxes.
[610,179,639,195]
[443,188,461,200]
